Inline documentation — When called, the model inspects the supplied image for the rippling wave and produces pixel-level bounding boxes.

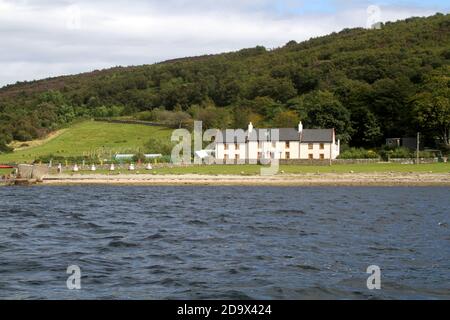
[0,186,449,300]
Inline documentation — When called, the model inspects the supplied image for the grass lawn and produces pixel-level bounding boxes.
[0,168,14,176]
[0,120,172,164]
[66,163,450,175]
[1,120,448,175]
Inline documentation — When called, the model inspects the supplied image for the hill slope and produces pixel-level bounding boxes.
[0,13,449,152]
[0,121,172,163]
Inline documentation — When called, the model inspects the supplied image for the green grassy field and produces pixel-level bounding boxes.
[1,120,449,175]
[66,163,450,176]
[0,168,14,176]
[0,121,172,164]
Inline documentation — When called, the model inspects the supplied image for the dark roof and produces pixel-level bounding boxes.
[215,129,247,143]
[300,129,334,143]
[248,129,300,142]
[215,128,334,143]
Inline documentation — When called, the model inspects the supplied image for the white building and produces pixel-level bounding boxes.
[215,122,340,163]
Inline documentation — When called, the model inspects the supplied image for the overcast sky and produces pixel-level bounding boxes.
[0,0,448,87]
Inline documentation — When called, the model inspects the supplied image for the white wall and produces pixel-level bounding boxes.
[217,141,340,161]
[299,143,330,159]
[216,143,247,163]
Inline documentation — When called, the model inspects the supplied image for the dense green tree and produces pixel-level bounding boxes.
[272,110,300,128]
[188,104,232,130]
[350,108,383,147]
[413,69,450,147]
[289,91,353,142]
[291,69,319,94]
[248,77,297,103]
[369,77,415,137]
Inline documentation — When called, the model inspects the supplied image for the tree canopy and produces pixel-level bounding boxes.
[0,13,449,153]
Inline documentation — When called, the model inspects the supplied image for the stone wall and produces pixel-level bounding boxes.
[388,158,439,164]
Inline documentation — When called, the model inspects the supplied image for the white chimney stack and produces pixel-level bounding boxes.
[298,121,303,133]
[248,122,254,133]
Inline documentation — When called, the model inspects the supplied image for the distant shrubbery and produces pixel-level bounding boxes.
[339,147,437,160]
[387,147,412,159]
[338,148,379,159]
[136,109,192,128]
[144,137,176,156]
[34,154,90,164]
[380,147,436,159]
[0,141,13,154]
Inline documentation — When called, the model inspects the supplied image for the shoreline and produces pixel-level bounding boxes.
[40,173,450,186]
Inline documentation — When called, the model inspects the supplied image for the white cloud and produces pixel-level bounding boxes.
[0,0,446,87]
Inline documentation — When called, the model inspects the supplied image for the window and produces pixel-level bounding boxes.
[320,143,325,150]
[272,141,277,148]
[258,152,262,159]
[286,142,290,149]
[235,154,239,160]
[224,154,229,160]
[286,152,290,160]
[309,154,314,160]
[235,143,240,150]
[224,144,229,150]
[259,142,263,149]
[320,154,325,160]
[308,143,314,150]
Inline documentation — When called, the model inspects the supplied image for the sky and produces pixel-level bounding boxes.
[0,0,448,87]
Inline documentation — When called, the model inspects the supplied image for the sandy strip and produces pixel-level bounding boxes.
[41,173,450,186]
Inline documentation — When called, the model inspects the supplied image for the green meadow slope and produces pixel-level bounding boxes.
[0,121,172,163]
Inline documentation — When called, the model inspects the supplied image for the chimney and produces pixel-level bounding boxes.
[298,121,303,133]
[248,122,254,133]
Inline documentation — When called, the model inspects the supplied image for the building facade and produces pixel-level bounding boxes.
[215,122,340,162]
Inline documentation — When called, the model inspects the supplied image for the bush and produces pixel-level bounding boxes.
[14,130,33,142]
[34,154,91,164]
[144,137,176,156]
[418,151,435,158]
[0,141,13,154]
[389,147,412,158]
[138,109,192,128]
[338,148,379,159]
[136,111,153,121]
[132,152,147,163]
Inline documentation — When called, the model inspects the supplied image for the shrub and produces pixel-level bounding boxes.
[0,141,13,154]
[338,148,379,159]
[144,137,176,156]
[139,109,192,128]
[389,147,413,159]
[34,154,91,164]
[132,152,147,163]
[14,130,33,142]
[135,111,153,121]
[418,151,436,158]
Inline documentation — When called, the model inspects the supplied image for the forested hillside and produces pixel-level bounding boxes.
[0,13,449,153]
